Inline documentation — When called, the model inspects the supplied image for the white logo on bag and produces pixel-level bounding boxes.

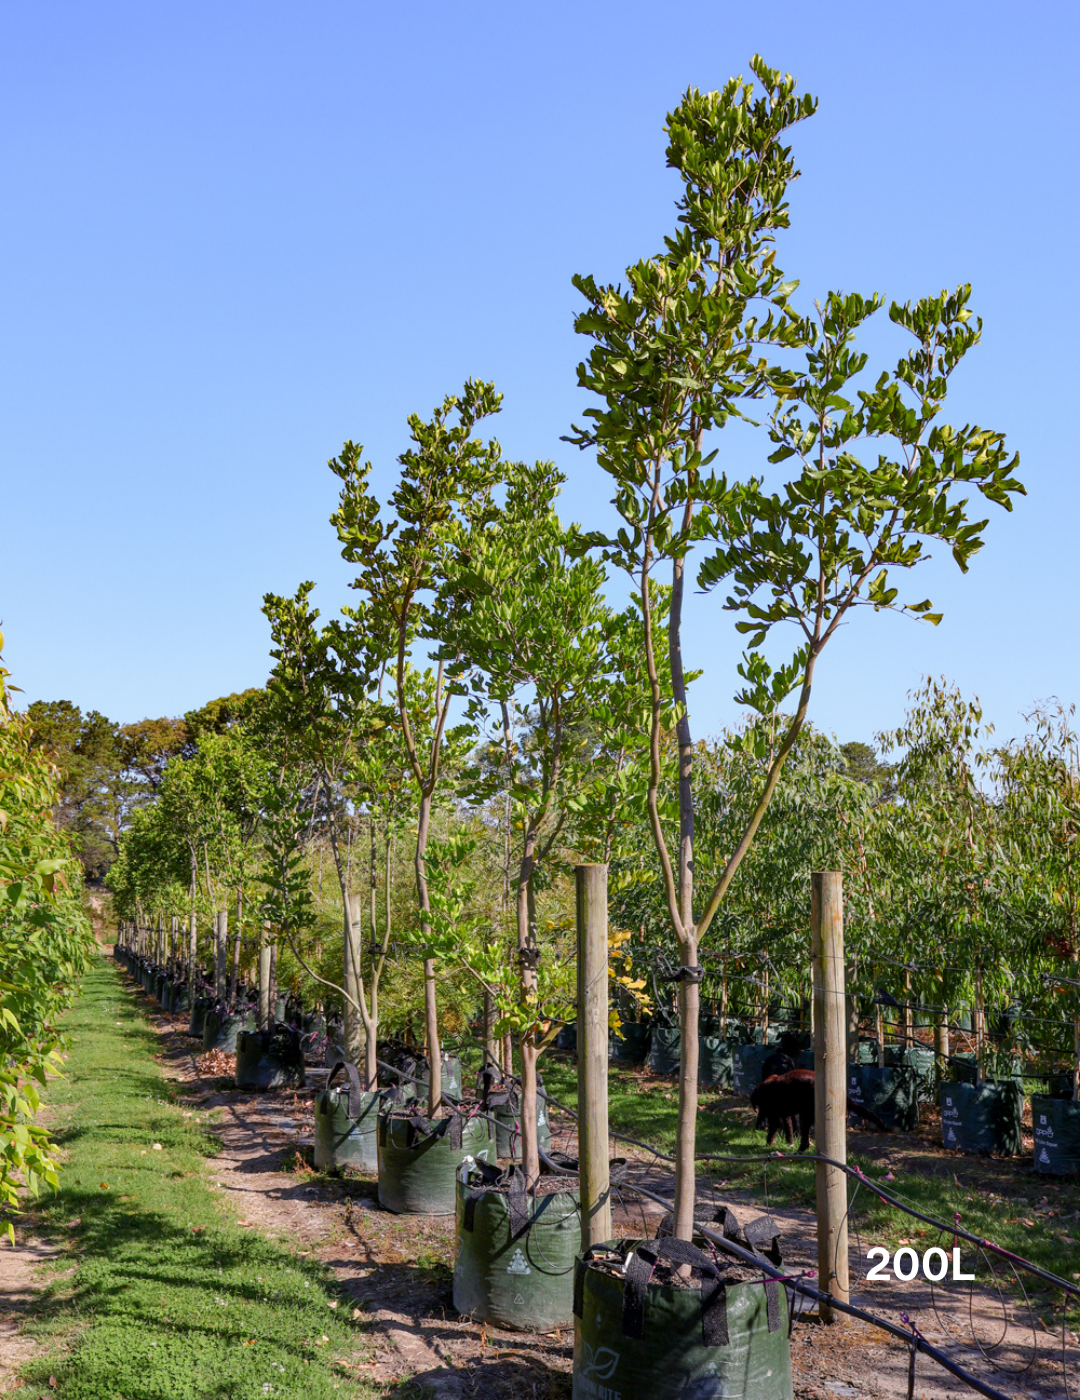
[577,1343,621,1397]
[507,1248,531,1276]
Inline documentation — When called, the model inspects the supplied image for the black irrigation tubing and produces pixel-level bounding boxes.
[527,1074,1080,1308]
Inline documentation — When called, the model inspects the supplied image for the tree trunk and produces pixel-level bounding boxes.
[258,926,271,1030]
[343,891,364,1068]
[974,963,984,1087]
[229,887,243,1007]
[673,936,701,1241]
[414,788,441,1115]
[215,909,228,1003]
[483,987,497,1072]
[518,874,540,1186]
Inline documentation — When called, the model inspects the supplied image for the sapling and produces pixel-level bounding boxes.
[570,59,1022,1237]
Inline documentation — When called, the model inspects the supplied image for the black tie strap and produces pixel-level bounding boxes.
[622,1237,728,1346]
[327,1060,366,1118]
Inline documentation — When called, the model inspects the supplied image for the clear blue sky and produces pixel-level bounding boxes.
[2,1,1074,749]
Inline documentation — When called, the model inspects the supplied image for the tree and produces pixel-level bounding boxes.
[570,60,1022,1237]
[331,380,504,1113]
[440,458,611,1182]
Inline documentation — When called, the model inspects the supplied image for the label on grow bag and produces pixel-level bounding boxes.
[507,1248,531,1275]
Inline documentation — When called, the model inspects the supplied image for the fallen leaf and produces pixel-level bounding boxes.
[99,1182,109,1191]
[49,1377,58,1388]
[67,1219,81,1229]
[352,1308,362,1320]
[243,1339,256,1346]
[328,1300,338,1310]
[152,1143,163,1151]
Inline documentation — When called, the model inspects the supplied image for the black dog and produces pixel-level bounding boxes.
[750,1068,888,1152]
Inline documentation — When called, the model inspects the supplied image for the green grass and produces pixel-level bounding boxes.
[541,1055,1080,1321]
[16,958,383,1400]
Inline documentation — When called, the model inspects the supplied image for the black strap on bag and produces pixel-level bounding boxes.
[623,1238,729,1346]
[656,1204,783,1336]
[461,1158,502,1231]
[327,1060,366,1119]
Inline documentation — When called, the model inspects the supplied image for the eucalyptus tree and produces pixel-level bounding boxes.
[330,380,504,1112]
[878,679,1011,1079]
[996,704,1080,1097]
[435,459,611,1182]
[570,60,1022,1236]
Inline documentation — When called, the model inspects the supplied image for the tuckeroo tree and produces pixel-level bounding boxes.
[569,58,1023,1237]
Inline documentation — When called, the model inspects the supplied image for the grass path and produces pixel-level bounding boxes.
[16,957,382,1400]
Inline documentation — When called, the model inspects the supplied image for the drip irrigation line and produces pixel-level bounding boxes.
[537,1147,1018,1400]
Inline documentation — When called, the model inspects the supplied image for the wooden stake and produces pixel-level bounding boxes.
[576,863,611,1249]
[812,870,849,1323]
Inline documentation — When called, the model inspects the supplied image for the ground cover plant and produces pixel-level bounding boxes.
[17,959,381,1400]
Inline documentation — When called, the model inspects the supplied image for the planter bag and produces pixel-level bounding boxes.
[314,1062,380,1171]
[648,1026,681,1076]
[731,1044,774,1096]
[950,1052,1022,1087]
[1047,1072,1077,1100]
[188,996,211,1038]
[203,1009,248,1054]
[572,1234,791,1400]
[489,1086,552,1161]
[611,1022,651,1067]
[883,1045,936,1101]
[235,1028,306,1091]
[847,1065,918,1132]
[698,1034,733,1088]
[1032,1094,1080,1177]
[377,1108,494,1214]
[416,1054,464,1101]
[170,983,191,1016]
[940,1080,1023,1156]
[454,1162,581,1331]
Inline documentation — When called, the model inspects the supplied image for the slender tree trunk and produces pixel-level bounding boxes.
[502,1032,513,1077]
[343,890,364,1067]
[268,941,278,1024]
[189,851,198,988]
[673,936,701,1241]
[518,873,541,1186]
[215,909,228,1003]
[258,925,271,1030]
[974,962,984,1087]
[229,887,243,1007]
[414,788,441,1115]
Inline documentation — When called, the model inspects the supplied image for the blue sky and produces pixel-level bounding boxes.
[2,1,1074,749]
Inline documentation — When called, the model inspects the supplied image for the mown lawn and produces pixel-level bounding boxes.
[16,958,383,1400]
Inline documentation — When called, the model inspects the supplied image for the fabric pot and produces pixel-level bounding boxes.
[697,1033,733,1088]
[454,1164,581,1331]
[732,1044,774,1096]
[555,1022,577,1053]
[492,1089,552,1161]
[203,1009,247,1053]
[883,1045,936,1101]
[188,996,210,1038]
[1047,1072,1077,1100]
[648,1024,681,1075]
[572,1236,791,1400]
[377,1109,494,1214]
[314,1062,380,1171]
[940,1080,1023,1155]
[235,1028,306,1091]
[611,1022,651,1067]
[170,983,191,1016]
[1032,1094,1080,1176]
[847,1065,918,1131]
[416,1054,463,1101]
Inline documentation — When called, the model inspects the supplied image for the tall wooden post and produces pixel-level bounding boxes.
[812,871,849,1323]
[258,926,271,1031]
[215,910,227,1003]
[576,863,611,1249]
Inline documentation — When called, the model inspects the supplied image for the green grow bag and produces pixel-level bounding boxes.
[1032,1095,1080,1177]
[731,1044,773,1096]
[1047,1073,1077,1100]
[883,1045,936,1100]
[698,1033,733,1088]
[453,1164,581,1330]
[170,983,191,1016]
[492,1090,552,1161]
[377,1109,494,1214]
[611,1022,652,1066]
[649,1025,681,1075]
[203,1009,247,1054]
[188,996,211,1038]
[235,1028,306,1091]
[572,1237,792,1400]
[950,1052,1022,1087]
[848,1065,918,1131]
[940,1080,1023,1156]
[314,1062,380,1171]
[416,1054,463,1101]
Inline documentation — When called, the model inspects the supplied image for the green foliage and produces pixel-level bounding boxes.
[0,639,95,1239]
